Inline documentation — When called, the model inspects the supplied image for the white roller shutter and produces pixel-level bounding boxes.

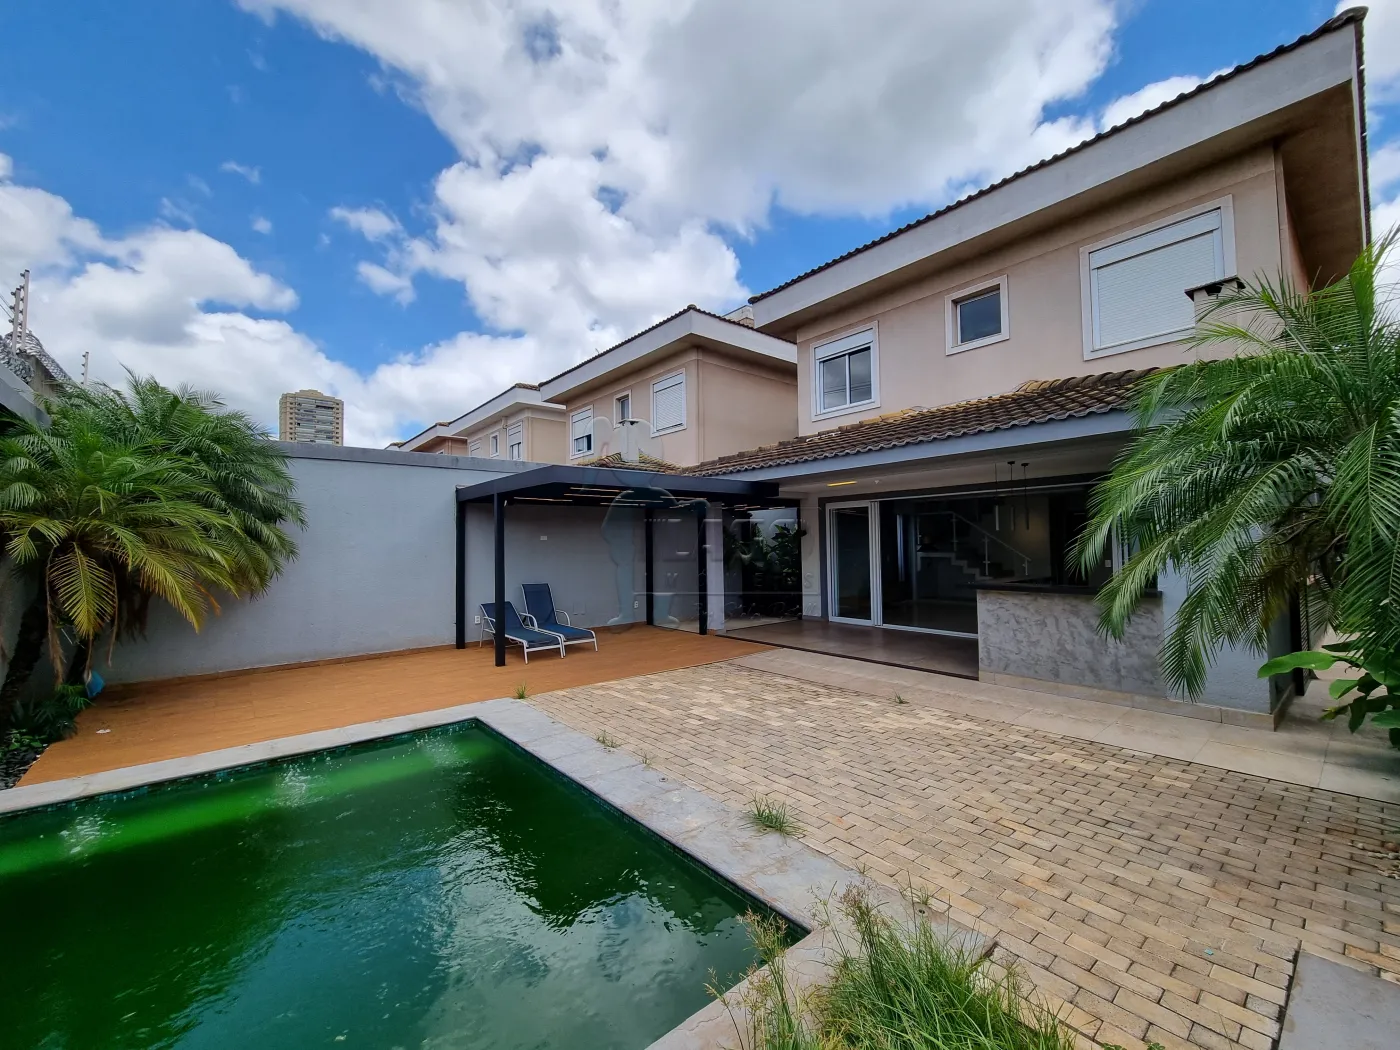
[652,372,685,432]
[570,408,593,456]
[1089,210,1222,354]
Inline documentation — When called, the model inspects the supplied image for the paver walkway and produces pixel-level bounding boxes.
[530,660,1400,1050]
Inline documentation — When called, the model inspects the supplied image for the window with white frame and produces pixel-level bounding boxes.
[570,407,593,457]
[814,328,876,415]
[651,372,685,433]
[945,276,1008,354]
[490,433,499,457]
[1084,205,1228,358]
[507,421,523,460]
[468,439,481,456]
[615,392,631,422]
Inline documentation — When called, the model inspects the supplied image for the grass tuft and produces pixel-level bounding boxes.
[729,887,1077,1049]
[512,684,528,699]
[746,796,804,837]
[894,694,909,705]
[595,730,621,749]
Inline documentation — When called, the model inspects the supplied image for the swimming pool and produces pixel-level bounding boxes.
[0,721,793,1049]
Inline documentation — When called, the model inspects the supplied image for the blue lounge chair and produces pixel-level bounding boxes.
[521,583,598,652]
[479,601,565,663]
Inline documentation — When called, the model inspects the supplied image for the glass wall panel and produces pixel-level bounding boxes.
[652,510,701,632]
[830,506,872,621]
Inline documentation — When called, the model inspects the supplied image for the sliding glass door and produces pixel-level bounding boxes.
[827,502,875,625]
[827,488,1110,637]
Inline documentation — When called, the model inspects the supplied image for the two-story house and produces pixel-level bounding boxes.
[392,384,568,462]
[452,10,1367,726]
[680,9,1369,722]
[537,305,799,469]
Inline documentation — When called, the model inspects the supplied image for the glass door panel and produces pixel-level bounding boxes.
[829,504,874,623]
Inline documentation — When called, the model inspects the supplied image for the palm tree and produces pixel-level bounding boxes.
[0,377,304,726]
[1074,234,1400,699]
[58,375,305,642]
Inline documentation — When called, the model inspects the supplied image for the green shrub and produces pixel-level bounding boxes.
[12,683,92,742]
[746,796,804,837]
[1260,639,1400,748]
[729,888,1075,1049]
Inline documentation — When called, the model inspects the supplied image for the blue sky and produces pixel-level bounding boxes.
[0,1,1389,445]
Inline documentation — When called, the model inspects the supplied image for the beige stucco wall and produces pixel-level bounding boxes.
[566,348,700,465]
[792,146,1290,436]
[563,346,797,467]
[455,407,567,462]
[526,414,568,463]
[695,355,798,462]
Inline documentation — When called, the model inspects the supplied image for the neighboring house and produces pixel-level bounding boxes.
[536,306,798,469]
[678,10,1369,721]
[0,330,63,425]
[391,384,568,462]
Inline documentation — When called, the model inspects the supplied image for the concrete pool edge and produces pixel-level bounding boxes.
[0,697,985,1050]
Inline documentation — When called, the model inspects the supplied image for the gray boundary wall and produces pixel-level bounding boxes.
[103,444,640,684]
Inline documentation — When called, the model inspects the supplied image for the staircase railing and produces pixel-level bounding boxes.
[935,510,1033,578]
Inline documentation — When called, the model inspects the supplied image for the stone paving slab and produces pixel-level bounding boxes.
[1278,951,1400,1049]
[529,660,1400,1050]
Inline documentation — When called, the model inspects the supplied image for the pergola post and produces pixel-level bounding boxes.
[493,491,506,667]
[454,499,467,649]
[696,501,708,636]
[644,507,655,626]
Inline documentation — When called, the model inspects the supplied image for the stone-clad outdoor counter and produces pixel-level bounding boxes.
[974,583,1275,727]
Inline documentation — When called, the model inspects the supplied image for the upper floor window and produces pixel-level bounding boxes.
[615,393,631,422]
[652,372,686,433]
[468,440,482,456]
[490,433,499,457]
[570,408,593,457]
[1082,202,1231,359]
[946,276,1009,354]
[814,327,876,417]
[507,421,523,460]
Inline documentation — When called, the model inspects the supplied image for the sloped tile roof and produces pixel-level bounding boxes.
[749,8,1367,305]
[577,450,687,474]
[687,370,1154,476]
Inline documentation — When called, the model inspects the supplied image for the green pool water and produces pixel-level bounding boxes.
[0,723,794,1050]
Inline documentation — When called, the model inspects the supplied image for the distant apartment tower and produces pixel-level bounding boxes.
[279,389,344,445]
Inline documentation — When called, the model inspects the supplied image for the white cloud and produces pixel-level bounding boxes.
[1338,2,1400,283]
[356,260,414,302]
[251,214,273,235]
[1349,0,1400,97]
[329,206,401,241]
[219,160,262,184]
[1099,74,1206,131]
[0,154,524,447]
[256,0,1134,389]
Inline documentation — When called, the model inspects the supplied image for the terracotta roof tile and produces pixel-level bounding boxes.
[687,369,1154,476]
[577,450,687,474]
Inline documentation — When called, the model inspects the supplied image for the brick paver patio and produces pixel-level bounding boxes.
[530,661,1400,1050]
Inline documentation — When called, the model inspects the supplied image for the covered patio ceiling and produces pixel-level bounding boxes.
[455,464,793,666]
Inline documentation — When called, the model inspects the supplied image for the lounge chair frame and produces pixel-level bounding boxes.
[521,584,599,652]
[479,601,565,663]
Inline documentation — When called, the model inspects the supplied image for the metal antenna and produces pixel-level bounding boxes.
[14,270,29,337]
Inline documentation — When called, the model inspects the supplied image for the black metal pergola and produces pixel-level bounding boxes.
[454,465,788,666]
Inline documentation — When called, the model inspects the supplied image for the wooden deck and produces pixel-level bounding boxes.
[19,626,767,786]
